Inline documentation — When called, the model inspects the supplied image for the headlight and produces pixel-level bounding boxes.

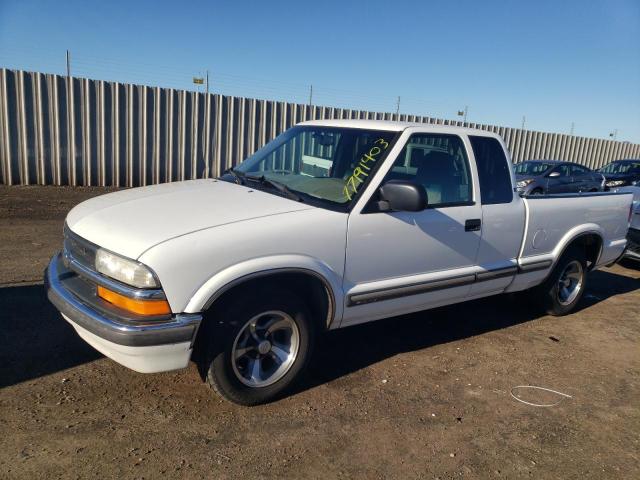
[605,180,625,187]
[516,179,535,188]
[95,249,159,288]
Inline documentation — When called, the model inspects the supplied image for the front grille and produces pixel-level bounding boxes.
[62,226,166,301]
[63,225,98,272]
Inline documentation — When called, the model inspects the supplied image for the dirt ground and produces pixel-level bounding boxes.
[0,185,639,479]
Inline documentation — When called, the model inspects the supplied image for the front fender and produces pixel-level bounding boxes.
[183,254,344,326]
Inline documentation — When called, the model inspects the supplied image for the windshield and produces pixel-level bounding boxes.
[232,126,397,206]
[598,161,640,174]
[514,161,554,176]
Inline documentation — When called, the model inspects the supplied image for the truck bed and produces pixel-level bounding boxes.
[521,192,631,263]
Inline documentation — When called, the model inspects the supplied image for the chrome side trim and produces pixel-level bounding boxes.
[63,250,166,300]
[202,268,336,329]
[348,274,477,306]
[347,264,520,307]
[518,259,553,273]
[476,266,518,281]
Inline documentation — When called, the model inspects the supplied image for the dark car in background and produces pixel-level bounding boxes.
[514,160,604,196]
[597,159,640,189]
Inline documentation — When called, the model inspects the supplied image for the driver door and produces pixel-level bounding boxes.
[341,133,482,327]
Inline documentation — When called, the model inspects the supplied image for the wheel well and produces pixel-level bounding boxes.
[197,269,333,334]
[564,233,602,270]
[191,270,334,380]
[191,271,333,366]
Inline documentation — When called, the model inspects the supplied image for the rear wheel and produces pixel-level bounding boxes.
[201,288,315,405]
[534,246,587,316]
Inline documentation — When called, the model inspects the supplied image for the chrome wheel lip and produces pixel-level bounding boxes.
[557,260,584,306]
[231,310,300,388]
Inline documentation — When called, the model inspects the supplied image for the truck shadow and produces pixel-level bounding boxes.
[297,267,640,395]
[0,267,637,391]
[0,284,101,389]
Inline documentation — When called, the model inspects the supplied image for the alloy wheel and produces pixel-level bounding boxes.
[556,260,584,306]
[231,311,300,387]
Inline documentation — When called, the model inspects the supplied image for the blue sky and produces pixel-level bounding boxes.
[1,0,639,142]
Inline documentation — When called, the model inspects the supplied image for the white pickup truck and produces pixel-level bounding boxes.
[46,120,634,405]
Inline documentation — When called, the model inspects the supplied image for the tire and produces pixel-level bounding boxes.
[534,246,587,316]
[202,288,316,406]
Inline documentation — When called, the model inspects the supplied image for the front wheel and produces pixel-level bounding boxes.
[534,247,587,316]
[202,289,315,405]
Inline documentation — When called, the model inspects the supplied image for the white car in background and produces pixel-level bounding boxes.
[46,120,634,405]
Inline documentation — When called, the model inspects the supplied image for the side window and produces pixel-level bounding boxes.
[383,134,472,207]
[571,165,589,176]
[469,136,513,205]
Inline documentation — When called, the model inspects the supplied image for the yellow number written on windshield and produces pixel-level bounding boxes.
[343,138,390,201]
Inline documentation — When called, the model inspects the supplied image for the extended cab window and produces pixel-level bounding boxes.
[469,136,513,205]
[383,134,472,207]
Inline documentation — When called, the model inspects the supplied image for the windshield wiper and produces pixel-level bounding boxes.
[223,170,302,202]
[223,168,245,185]
[244,174,303,202]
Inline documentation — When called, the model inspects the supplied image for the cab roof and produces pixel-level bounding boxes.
[299,119,502,138]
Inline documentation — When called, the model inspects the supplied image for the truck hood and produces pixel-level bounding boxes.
[66,179,313,259]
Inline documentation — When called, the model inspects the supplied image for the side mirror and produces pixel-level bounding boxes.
[548,171,561,178]
[378,179,427,212]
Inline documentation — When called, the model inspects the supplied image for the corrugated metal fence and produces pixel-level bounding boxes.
[1,68,639,186]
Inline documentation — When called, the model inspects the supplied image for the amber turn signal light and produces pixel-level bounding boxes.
[97,286,171,316]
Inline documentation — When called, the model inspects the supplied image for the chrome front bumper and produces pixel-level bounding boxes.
[45,253,202,348]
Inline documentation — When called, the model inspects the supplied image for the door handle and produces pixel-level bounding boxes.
[465,219,481,232]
